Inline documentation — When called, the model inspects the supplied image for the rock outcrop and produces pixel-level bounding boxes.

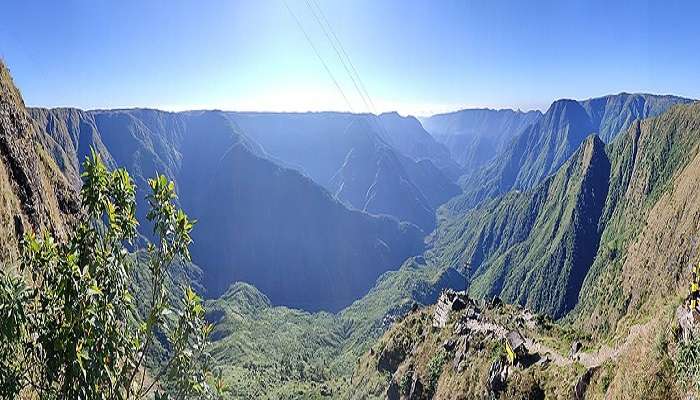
[0,61,78,264]
[432,289,471,328]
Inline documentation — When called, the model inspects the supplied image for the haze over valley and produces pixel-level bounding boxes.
[2,1,700,399]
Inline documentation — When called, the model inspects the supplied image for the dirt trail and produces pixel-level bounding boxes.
[463,317,652,369]
[573,321,651,368]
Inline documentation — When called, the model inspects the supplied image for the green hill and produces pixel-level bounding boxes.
[348,100,700,400]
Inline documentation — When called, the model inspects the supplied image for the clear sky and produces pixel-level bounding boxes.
[1,0,698,116]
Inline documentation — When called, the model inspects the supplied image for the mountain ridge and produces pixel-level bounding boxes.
[30,106,426,311]
[228,111,461,232]
[444,93,693,215]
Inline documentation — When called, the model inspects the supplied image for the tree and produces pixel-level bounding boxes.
[0,151,224,399]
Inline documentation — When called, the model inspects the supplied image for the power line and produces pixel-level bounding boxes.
[305,0,393,141]
[283,0,355,113]
[304,0,373,115]
[310,0,381,116]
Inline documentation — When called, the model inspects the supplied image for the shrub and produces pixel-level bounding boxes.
[399,372,412,395]
[426,349,448,395]
[0,150,225,399]
[676,336,700,392]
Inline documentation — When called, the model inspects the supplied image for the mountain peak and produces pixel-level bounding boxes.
[220,282,272,311]
[546,98,586,117]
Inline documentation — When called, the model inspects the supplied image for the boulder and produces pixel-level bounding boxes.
[678,305,700,343]
[573,367,598,400]
[569,341,583,358]
[487,358,508,394]
[452,337,470,372]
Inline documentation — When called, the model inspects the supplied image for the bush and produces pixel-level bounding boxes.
[426,349,447,395]
[0,151,225,399]
[676,337,700,392]
[399,372,412,395]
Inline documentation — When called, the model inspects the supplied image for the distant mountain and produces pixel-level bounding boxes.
[446,93,693,214]
[376,111,461,178]
[412,100,700,322]
[228,112,461,232]
[579,92,693,142]
[0,62,78,263]
[420,108,542,170]
[31,108,425,311]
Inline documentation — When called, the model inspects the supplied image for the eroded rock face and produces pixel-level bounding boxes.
[0,61,78,264]
[387,371,426,400]
[378,344,409,373]
[452,336,470,372]
[433,289,473,328]
[487,358,509,395]
[677,305,700,344]
[406,373,424,400]
[572,367,598,400]
[569,340,583,358]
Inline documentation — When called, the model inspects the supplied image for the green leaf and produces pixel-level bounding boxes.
[87,284,103,296]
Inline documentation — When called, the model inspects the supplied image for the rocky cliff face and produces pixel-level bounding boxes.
[0,61,78,264]
[30,107,120,189]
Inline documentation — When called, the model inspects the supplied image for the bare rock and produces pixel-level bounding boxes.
[488,358,508,395]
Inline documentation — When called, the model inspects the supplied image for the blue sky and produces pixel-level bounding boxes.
[1,0,698,115]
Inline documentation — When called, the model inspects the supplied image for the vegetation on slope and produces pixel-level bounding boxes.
[573,101,700,338]
[350,101,700,399]
[206,282,349,398]
[204,255,466,398]
[432,135,610,318]
[204,101,700,398]
[351,294,691,399]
